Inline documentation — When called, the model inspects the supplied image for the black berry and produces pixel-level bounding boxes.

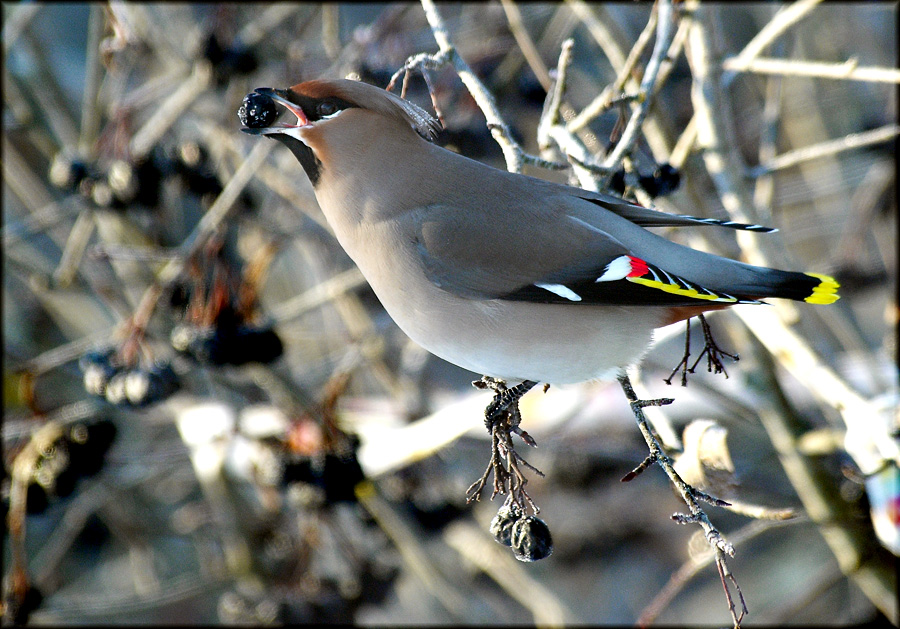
[490,502,524,547]
[239,92,277,128]
[510,515,553,562]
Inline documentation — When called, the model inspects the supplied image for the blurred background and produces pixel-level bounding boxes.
[3,2,896,625]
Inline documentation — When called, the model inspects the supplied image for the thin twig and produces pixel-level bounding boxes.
[566,3,658,133]
[617,372,734,556]
[537,39,607,190]
[638,515,808,626]
[499,0,552,90]
[602,0,676,169]
[748,124,900,177]
[419,0,522,173]
[723,56,900,84]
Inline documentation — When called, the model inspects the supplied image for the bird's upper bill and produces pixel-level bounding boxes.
[240,88,309,136]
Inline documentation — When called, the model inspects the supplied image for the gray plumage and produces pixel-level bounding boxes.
[241,78,838,383]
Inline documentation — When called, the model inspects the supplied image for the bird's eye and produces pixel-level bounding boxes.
[317,101,338,117]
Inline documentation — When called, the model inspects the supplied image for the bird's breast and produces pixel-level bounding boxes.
[324,218,662,383]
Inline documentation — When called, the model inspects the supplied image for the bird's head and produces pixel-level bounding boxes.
[239,79,441,186]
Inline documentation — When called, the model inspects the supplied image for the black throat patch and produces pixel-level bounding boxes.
[269,135,322,187]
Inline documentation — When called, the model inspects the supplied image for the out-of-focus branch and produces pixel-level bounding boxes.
[672,0,824,170]
[355,483,469,619]
[1,3,41,53]
[748,124,900,177]
[686,0,899,471]
[498,0,552,90]
[686,2,898,619]
[723,0,823,76]
[723,56,900,84]
[685,0,768,265]
[128,62,212,160]
[566,4,658,133]
[419,0,522,173]
[744,331,899,624]
[564,0,627,70]
[601,0,676,169]
[736,306,900,473]
[444,521,574,626]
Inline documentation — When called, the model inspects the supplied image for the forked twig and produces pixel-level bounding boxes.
[618,371,745,624]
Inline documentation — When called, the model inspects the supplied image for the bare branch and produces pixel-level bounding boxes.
[724,56,900,83]
[566,2,658,133]
[749,124,900,177]
[602,0,678,169]
[618,372,735,557]
[499,0,552,90]
[419,0,523,173]
[724,0,823,74]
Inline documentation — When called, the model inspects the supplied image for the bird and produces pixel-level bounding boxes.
[239,78,839,386]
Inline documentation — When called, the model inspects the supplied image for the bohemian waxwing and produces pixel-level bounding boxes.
[240,79,839,385]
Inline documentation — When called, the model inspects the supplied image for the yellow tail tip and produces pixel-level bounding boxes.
[804,273,840,304]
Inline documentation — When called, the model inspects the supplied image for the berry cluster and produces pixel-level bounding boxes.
[489,501,553,562]
[169,240,283,367]
[23,421,117,515]
[48,140,231,213]
[609,163,681,199]
[79,348,179,407]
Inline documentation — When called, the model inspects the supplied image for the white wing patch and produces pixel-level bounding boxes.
[596,255,632,282]
[535,282,582,302]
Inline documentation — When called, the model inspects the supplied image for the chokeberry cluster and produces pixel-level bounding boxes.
[490,501,553,562]
[80,348,179,407]
[169,239,283,367]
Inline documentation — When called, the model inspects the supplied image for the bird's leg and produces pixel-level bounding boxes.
[690,314,739,378]
[665,314,739,385]
[479,378,538,426]
[467,378,543,511]
[664,317,693,386]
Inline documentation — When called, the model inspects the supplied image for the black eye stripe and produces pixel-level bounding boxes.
[288,93,358,122]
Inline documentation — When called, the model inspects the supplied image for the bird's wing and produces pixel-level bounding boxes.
[569,187,777,233]
[409,203,762,307]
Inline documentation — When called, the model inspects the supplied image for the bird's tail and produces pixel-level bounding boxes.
[797,272,841,304]
[743,269,840,304]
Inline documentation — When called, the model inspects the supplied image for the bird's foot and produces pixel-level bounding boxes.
[467,378,543,513]
[665,314,739,386]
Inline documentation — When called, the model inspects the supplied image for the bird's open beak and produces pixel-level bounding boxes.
[240,88,309,136]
